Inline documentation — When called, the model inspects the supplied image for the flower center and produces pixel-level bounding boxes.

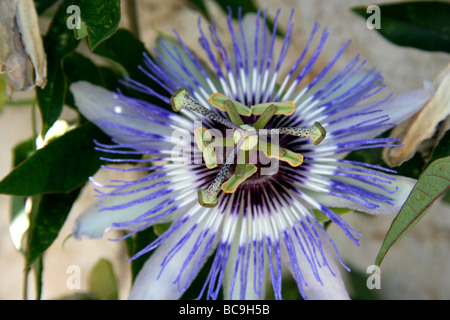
[170,88,327,208]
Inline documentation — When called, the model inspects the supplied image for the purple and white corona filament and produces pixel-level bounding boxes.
[71,9,433,299]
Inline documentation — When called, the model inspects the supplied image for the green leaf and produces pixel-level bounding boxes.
[352,2,450,53]
[9,138,36,252]
[13,138,36,167]
[424,129,450,170]
[36,0,79,134]
[346,265,379,300]
[93,29,170,107]
[34,0,59,15]
[375,156,450,266]
[73,20,88,40]
[63,51,123,92]
[0,123,107,196]
[443,188,450,205]
[63,52,104,108]
[94,29,149,82]
[78,0,121,50]
[56,292,98,300]
[125,228,158,281]
[26,188,82,267]
[313,207,352,223]
[32,257,44,300]
[424,130,450,204]
[9,139,36,254]
[153,222,172,236]
[89,259,119,300]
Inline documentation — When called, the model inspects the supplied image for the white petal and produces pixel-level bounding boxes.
[380,80,435,126]
[323,81,435,143]
[70,81,180,144]
[73,176,183,239]
[222,218,267,300]
[309,174,417,215]
[129,207,216,300]
[280,227,349,300]
[156,35,219,102]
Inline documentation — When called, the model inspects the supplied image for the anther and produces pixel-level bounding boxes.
[170,88,190,112]
[278,121,327,145]
[171,88,239,129]
[253,104,277,130]
[198,147,236,208]
[258,141,303,167]
[224,100,244,126]
[194,127,217,168]
[209,93,252,117]
[194,127,213,151]
[221,164,257,193]
[234,149,248,178]
[251,101,296,116]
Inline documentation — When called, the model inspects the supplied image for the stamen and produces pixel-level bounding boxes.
[202,144,218,169]
[279,121,326,145]
[201,138,236,169]
[194,127,213,151]
[266,149,304,167]
[171,88,239,129]
[259,121,327,145]
[198,147,236,208]
[258,141,303,167]
[224,100,244,126]
[209,93,252,116]
[251,101,296,116]
[253,104,277,130]
[194,127,217,168]
[258,141,286,158]
[221,164,257,193]
[235,150,248,178]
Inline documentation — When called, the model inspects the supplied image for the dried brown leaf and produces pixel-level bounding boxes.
[0,0,47,94]
[383,64,450,167]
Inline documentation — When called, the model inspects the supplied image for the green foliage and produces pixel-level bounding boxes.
[26,188,82,267]
[352,1,450,53]
[125,228,158,281]
[375,156,450,266]
[89,259,119,300]
[77,0,121,50]
[93,29,169,106]
[425,130,450,170]
[34,0,59,15]
[36,0,80,135]
[0,123,109,195]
